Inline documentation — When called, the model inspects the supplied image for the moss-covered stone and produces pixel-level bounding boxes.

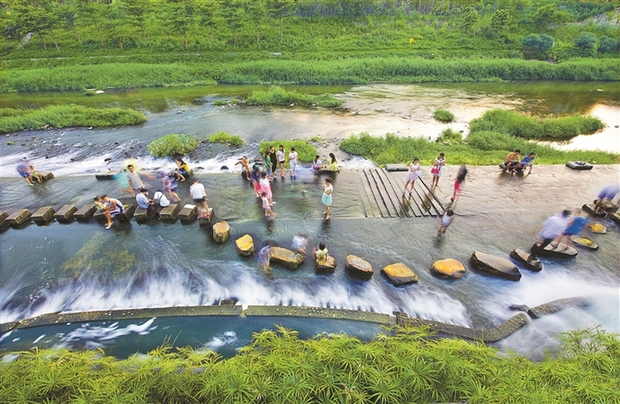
[212,220,230,243]
[32,206,55,225]
[7,209,31,227]
[54,205,77,223]
[235,234,254,256]
[270,246,305,269]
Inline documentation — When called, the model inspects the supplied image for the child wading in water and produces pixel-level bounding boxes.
[261,192,274,217]
[437,209,454,235]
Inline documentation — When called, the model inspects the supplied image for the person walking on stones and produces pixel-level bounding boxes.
[16,157,34,187]
[264,150,273,179]
[322,177,333,221]
[536,209,571,249]
[259,171,274,205]
[277,144,286,178]
[257,243,272,274]
[437,209,454,235]
[430,152,445,187]
[190,179,209,219]
[127,164,148,195]
[269,145,278,175]
[288,147,298,179]
[403,157,420,195]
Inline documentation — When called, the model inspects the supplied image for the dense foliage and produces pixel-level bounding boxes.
[207,131,245,147]
[1,326,618,403]
[246,86,343,108]
[469,109,605,139]
[433,108,455,123]
[0,105,146,133]
[146,134,198,157]
[259,140,317,164]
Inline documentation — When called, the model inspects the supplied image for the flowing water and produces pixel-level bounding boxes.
[1,83,619,358]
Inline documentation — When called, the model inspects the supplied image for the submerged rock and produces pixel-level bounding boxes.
[470,251,521,281]
[235,234,254,256]
[430,258,467,279]
[212,221,230,243]
[345,255,373,280]
[381,263,418,286]
[270,247,305,269]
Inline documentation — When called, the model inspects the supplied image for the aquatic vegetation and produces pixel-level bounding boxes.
[0,105,146,134]
[147,134,198,158]
[207,131,244,147]
[469,109,605,140]
[340,131,619,166]
[259,140,317,164]
[433,109,455,123]
[245,86,343,108]
[1,326,618,403]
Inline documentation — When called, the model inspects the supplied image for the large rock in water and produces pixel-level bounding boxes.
[381,263,418,286]
[235,234,254,256]
[270,247,304,269]
[345,255,373,280]
[470,251,521,281]
[315,255,336,274]
[430,258,467,279]
[509,249,543,272]
[212,221,230,243]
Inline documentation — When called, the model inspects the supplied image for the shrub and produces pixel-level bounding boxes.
[436,128,462,145]
[207,131,244,146]
[147,134,198,157]
[598,36,618,53]
[245,86,343,108]
[574,32,598,57]
[259,140,317,164]
[433,109,455,123]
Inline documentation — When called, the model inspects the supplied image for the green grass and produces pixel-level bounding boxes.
[433,109,455,123]
[245,86,343,108]
[147,134,198,158]
[1,326,618,403]
[259,140,317,165]
[207,131,244,147]
[0,105,146,133]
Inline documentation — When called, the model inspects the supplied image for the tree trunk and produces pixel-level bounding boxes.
[38,32,47,50]
[280,17,283,43]
[141,25,146,40]
[234,32,237,47]
[184,33,188,49]
[73,27,82,44]
[50,28,60,52]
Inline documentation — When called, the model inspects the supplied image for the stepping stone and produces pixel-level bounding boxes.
[270,246,305,270]
[611,212,620,225]
[381,263,418,286]
[134,207,154,224]
[179,204,198,224]
[570,236,599,250]
[430,258,467,279]
[32,206,55,225]
[95,170,121,180]
[0,211,9,230]
[198,208,214,226]
[315,255,336,274]
[509,249,543,272]
[6,209,31,228]
[588,222,606,234]
[212,220,230,243]
[531,242,578,258]
[54,205,77,223]
[39,172,54,182]
[470,251,521,281]
[235,234,255,256]
[75,204,96,222]
[119,204,136,220]
[159,204,179,223]
[385,164,409,172]
[345,255,373,280]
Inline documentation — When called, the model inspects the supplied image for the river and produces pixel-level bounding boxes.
[1,83,618,359]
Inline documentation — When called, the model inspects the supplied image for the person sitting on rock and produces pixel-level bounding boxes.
[504,149,521,173]
[136,187,155,216]
[29,165,43,183]
[175,158,191,181]
[102,194,124,229]
[235,156,251,181]
[313,242,328,265]
[594,183,620,212]
[291,235,308,255]
[518,152,536,174]
[94,195,114,229]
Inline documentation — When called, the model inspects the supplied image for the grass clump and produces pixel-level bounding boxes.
[469,109,604,140]
[0,105,147,134]
[433,109,455,123]
[245,86,343,108]
[207,131,244,147]
[259,140,317,164]
[436,128,463,146]
[147,134,198,158]
[1,326,618,403]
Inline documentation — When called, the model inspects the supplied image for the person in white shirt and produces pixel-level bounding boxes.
[153,190,170,208]
[288,147,298,178]
[538,210,571,249]
[277,144,285,178]
[190,179,209,218]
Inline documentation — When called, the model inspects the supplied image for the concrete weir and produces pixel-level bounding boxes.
[0,297,591,343]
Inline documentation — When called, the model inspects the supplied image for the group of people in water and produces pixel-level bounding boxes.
[14,157,45,186]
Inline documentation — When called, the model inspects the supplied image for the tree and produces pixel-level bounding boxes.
[196,0,222,45]
[222,0,247,47]
[57,1,81,44]
[574,32,597,57]
[122,0,150,41]
[521,33,554,59]
[166,0,196,50]
[268,0,295,43]
[491,9,511,33]
[459,8,480,32]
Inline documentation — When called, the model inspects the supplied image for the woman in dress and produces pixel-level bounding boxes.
[328,153,339,172]
[322,177,333,220]
[403,157,420,194]
[431,152,445,187]
[259,171,274,205]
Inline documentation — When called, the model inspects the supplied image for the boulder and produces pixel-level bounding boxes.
[54,205,77,223]
[470,251,522,281]
[179,204,198,224]
[159,204,179,223]
[7,209,31,227]
[531,242,578,258]
[75,204,96,222]
[381,263,418,286]
[315,255,337,274]
[345,255,373,281]
[212,220,230,243]
[235,234,255,256]
[430,258,467,279]
[270,246,305,269]
[509,249,543,272]
[39,171,54,182]
[32,206,55,225]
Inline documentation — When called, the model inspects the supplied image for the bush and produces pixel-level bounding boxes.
[147,134,198,157]
[259,140,317,164]
[207,131,244,146]
[436,128,462,145]
[245,86,343,108]
[433,109,455,123]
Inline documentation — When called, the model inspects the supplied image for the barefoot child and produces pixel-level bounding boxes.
[437,209,454,235]
[261,192,274,217]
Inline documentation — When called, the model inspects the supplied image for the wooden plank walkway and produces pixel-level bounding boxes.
[357,169,445,219]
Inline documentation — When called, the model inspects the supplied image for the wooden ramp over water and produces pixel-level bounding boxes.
[355,168,445,218]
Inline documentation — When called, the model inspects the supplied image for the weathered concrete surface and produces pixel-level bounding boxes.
[198,208,214,226]
[134,207,155,224]
[470,251,522,281]
[430,258,467,279]
[381,263,418,286]
[212,220,230,243]
[345,255,373,280]
[7,209,31,227]
[0,211,9,230]
[179,205,198,224]
[315,255,337,273]
[531,242,578,258]
[244,306,392,324]
[527,297,590,319]
[509,249,543,272]
[159,204,179,222]
[235,234,255,256]
[385,164,408,172]
[54,205,77,223]
[74,204,96,222]
[32,206,55,225]
[270,246,305,269]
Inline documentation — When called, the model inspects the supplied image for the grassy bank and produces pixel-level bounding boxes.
[0,105,146,133]
[2,57,619,93]
[340,132,619,166]
[1,326,618,403]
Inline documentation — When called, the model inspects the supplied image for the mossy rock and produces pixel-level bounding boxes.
[270,247,304,270]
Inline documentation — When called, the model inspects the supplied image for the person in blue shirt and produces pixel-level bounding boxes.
[518,152,536,174]
[555,209,589,247]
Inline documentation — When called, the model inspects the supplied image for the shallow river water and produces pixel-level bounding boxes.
[0,83,619,359]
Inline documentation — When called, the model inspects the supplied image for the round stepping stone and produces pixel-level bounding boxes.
[235,234,255,256]
[270,247,305,269]
[212,221,230,243]
[345,255,373,280]
[430,258,466,279]
[470,251,521,281]
[381,263,418,286]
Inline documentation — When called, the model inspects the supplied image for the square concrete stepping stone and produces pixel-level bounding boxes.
[7,209,31,228]
[179,204,198,224]
[0,211,8,230]
[159,204,179,222]
[75,204,96,222]
[381,263,418,286]
[32,206,55,225]
[54,205,77,223]
[198,208,214,226]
